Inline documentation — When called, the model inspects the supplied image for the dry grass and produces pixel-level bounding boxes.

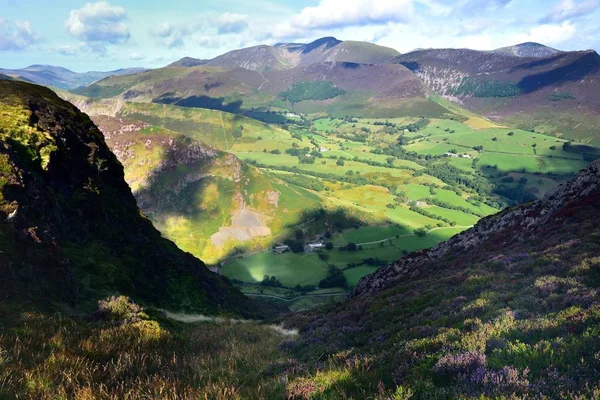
[0,303,291,400]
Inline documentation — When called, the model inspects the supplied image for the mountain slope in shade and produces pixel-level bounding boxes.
[0,81,256,316]
[493,42,562,58]
[0,65,145,90]
[205,37,400,71]
[396,48,600,144]
[287,160,600,398]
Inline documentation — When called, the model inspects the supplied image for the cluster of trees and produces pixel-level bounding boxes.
[400,118,430,132]
[453,78,521,98]
[280,81,346,103]
[319,266,349,289]
[260,275,283,287]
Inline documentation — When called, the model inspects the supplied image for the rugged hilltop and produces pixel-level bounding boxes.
[204,37,400,71]
[0,81,254,315]
[287,160,600,398]
[397,48,600,143]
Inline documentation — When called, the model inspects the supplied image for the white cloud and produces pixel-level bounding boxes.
[541,0,599,23]
[217,13,249,34]
[55,45,78,56]
[0,19,41,51]
[65,2,130,45]
[284,0,415,31]
[512,21,577,45]
[128,52,145,60]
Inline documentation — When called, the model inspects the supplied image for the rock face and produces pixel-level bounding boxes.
[0,81,255,315]
[352,160,600,297]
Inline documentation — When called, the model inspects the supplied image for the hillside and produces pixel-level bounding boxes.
[91,113,324,263]
[286,160,600,398]
[0,65,145,90]
[206,37,400,71]
[71,61,443,118]
[0,81,254,315]
[396,48,600,144]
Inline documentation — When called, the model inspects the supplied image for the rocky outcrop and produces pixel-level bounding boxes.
[352,160,600,297]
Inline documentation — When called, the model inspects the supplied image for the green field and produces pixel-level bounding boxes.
[72,96,597,306]
[224,252,328,287]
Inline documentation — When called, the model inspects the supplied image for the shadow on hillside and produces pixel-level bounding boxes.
[515,52,600,94]
[153,93,244,113]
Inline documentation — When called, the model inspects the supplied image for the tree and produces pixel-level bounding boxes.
[336,159,345,166]
[232,126,243,139]
[413,227,428,237]
[325,242,334,250]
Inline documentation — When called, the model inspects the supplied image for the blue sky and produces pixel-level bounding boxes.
[1,0,599,71]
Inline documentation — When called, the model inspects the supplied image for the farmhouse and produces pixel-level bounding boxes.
[273,245,290,254]
[305,243,324,252]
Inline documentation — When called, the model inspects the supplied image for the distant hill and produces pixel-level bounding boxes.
[396,48,600,144]
[0,81,256,316]
[493,42,562,58]
[205,37,400,71]
[167,57,209,67]
[0,65,145,90]
[71,61,448,118]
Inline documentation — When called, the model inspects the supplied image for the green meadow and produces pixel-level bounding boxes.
[100,100,596,305]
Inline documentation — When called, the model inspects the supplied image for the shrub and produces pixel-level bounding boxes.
[96,296,146,324]
[433,351,487,379]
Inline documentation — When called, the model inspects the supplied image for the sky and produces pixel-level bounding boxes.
[0,0,599,72]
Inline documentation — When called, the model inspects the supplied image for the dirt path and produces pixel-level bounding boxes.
[219,112,229,150]
[158,309,299,336]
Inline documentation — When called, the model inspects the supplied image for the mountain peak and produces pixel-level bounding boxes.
[302,37,342,53]
[493,42,562,58]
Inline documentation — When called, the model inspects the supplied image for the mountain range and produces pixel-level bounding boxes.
[0,64,145,90]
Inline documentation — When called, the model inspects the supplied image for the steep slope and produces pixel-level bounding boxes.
[0,65,145,90]
[493,42,562,58]
[287,160,600,398]
[0,81,254,315]
[206,37,400,71]
[396,48,600,143]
